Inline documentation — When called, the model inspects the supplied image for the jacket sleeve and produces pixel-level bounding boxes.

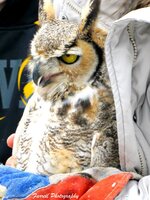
[105,7,150,175]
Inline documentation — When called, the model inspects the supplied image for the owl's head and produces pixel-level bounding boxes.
[29,0,107,100]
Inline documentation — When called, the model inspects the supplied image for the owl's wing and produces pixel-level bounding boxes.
[12,93,38,158]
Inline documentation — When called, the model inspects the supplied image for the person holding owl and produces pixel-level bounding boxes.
[1,0,150,200]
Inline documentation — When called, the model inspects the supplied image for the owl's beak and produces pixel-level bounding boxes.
[32,62,63,87]
[32,65,52,87]
[32,62,43,86]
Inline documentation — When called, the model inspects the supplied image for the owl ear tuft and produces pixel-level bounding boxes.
[79,0,101,35]
[39,0,55,24]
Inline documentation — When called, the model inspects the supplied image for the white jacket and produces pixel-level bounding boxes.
[106,7,150,176]
[52,1,150,199]
[106,7,150,199]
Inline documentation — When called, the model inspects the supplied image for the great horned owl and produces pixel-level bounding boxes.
[13,0,120,176]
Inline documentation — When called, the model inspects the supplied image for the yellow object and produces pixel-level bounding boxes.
[60,54,79,64]
[23,81,34,99]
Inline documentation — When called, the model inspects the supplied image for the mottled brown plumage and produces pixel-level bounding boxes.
[136,0,150,8]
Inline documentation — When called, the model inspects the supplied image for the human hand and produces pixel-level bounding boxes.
[5,134,16,167]
[7,134,15,148]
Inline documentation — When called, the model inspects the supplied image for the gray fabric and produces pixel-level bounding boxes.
[116,176,150,200]
[105,8,150,176]
[53,0,141,29]
[105,7,150,200]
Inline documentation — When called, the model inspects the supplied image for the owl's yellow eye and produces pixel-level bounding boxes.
[60,54,79,64]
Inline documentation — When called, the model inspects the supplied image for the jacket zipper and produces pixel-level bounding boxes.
[127,23,138,62]
[137,148,145,176]
[66,0,82,15]
[127,23,147,176]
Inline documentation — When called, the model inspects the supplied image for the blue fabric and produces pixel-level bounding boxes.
[0,165,50,199]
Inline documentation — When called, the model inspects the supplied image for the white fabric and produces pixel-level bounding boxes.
[53,0,141,30]
[105,7,150,176]
[116,176,150,200]
[105,7,150,200]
